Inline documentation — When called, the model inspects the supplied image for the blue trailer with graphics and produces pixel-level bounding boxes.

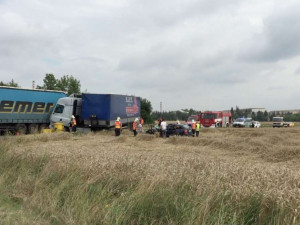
[0,86,67,134]
[50,93,141,130]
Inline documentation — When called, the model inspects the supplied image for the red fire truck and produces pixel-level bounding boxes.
[200,111,232,128]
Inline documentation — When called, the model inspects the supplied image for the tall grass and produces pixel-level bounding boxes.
[1,129,300,224]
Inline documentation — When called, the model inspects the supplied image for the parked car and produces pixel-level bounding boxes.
[166,124,192,137]
[145,125,160,134]
[233,118,245,127]
[244,118,253,128]
[284,122,295,127]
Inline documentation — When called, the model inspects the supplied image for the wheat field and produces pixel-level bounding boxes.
[1,127,300,224]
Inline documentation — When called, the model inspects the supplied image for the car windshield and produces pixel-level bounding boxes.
[245,119,252,122]
[273,117,283,122]
[201,113,216,119]
[235,118,244,122]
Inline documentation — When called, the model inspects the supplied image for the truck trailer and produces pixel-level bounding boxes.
[0,86,67,134]
[50,93,141,130]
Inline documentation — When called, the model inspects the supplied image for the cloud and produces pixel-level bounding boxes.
[241,2,300,62]
[0,0,300,111]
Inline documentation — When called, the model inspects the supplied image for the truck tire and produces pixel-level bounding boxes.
[39,124,49,132]
[64,126,70,132]
[16,124,27,135]
[28,124,39,134]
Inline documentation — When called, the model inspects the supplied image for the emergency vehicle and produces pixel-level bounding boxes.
[200,111,232,128]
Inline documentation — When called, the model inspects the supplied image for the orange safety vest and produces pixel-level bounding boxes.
[191,123,196,130]
[72,118,77,126]
[132,122,137,130]
[115,121,121,129]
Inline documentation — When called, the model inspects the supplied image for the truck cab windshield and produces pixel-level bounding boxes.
[54,104,64,114]
[273,117,283,122]
[202,114,216,119]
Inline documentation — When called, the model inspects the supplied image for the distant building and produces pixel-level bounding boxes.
[240,108,266,114]
[269,109,300,115]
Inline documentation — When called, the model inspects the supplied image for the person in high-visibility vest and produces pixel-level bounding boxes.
[196,120,200,137]
[71,115,77,133]
[115,117,122,136]
[132,118,138,136]
[191,120,196,137]
[139,117,144,133]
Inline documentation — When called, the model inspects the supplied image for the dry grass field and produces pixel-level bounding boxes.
[1,127,300,224]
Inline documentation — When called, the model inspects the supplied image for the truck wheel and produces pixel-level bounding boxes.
[16,124,27,135]
[64,126,70,132]
[28,124,39,134]
[39,124,49,132]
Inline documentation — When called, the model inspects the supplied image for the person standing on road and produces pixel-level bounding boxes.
[139,117,144,133]
[71,115,77,133]
[196,120,200,137]
[160,118,167,137]
[132,118,138,136]
[191,120,196,137]
[115,117,122,136]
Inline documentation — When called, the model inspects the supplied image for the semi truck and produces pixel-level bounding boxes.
[0,86,67,134]
[200,111,232,128]
[50,93,141,130]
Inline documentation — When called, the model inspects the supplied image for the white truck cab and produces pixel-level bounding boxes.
[50,96,82,129]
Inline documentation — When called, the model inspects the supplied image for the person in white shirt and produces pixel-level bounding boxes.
[160,118,167,137]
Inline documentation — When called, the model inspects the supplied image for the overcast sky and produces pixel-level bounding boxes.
[1,0,300,111]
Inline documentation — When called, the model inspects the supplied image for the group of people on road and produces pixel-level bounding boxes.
[114,117,144,137]
[114,117,201,137]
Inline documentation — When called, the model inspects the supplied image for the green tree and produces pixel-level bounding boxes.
[256,111,264,121]
[141,98,153,124]
[39,74,81,95]
[0,79,18,87]
[235,106,243,118]
[230,107,235,118]
[43,74,57,90]
[251,112,257,121]
[264,110,269,121]
[57,75,81,95]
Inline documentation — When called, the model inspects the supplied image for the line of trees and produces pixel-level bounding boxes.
[152,109,201,121]
[0,79,18,87]
[231,107,270,121]
[230,106,300,122]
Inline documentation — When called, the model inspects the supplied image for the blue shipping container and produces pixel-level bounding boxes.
[81,94,141,121]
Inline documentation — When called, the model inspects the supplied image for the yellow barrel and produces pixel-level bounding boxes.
[42,128,53,133]
[54,122,64,132]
